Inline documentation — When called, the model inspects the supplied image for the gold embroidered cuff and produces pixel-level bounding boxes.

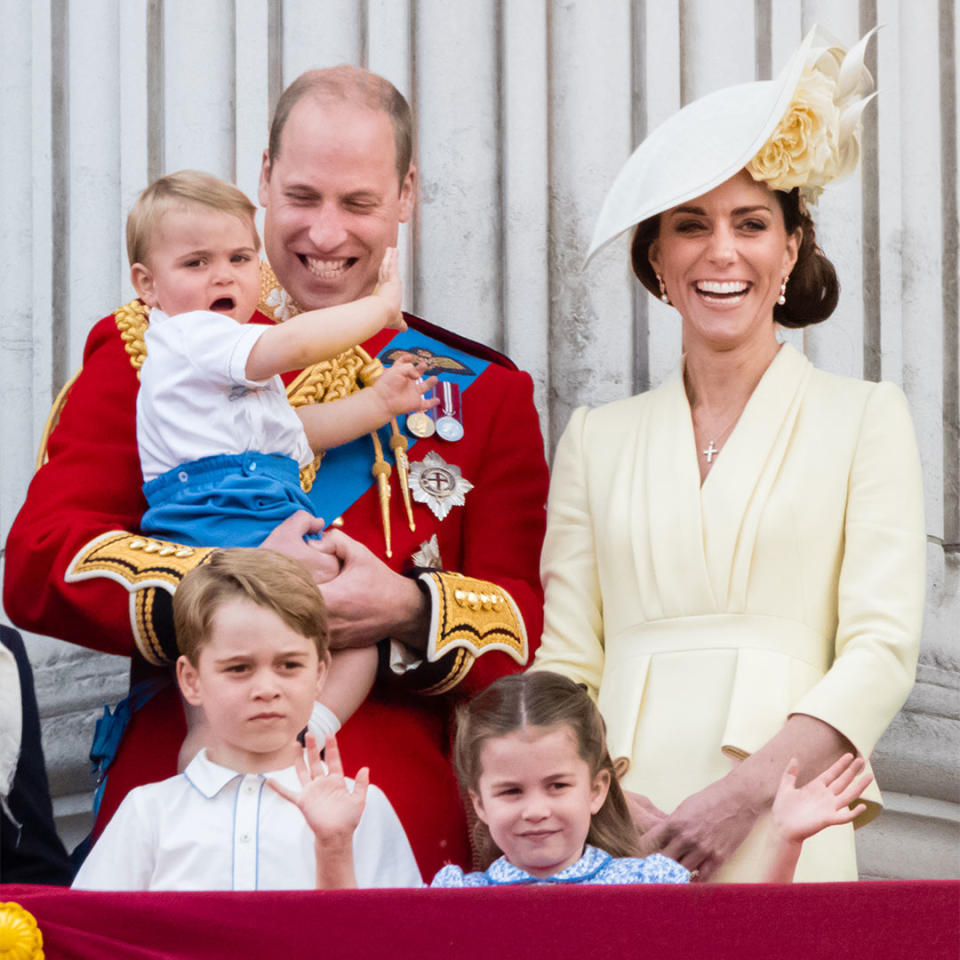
[66,531,213,666]
[419,571,528,668]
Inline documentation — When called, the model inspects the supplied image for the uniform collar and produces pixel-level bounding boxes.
[182,749,300,799]
[485,845,612,885]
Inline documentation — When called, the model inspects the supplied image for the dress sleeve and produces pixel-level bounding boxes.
[532,406,606,698]
[71,789,156,890]
[789,381,926,758]
[429,864,468,887]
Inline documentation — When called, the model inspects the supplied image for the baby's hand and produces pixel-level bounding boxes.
[374,247,405,330]
[268,733,368,843]
[373,361,439,419]
[772,753,872,845]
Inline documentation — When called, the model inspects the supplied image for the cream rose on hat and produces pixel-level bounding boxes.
[747,28,877,201]
[587,25,877,262]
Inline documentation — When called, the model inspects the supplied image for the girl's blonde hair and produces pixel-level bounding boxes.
[453,671,639,867]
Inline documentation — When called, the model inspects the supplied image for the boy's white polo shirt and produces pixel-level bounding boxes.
[72,750,422,891]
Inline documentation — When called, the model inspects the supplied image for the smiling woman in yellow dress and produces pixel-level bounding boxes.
[533,27,926,882]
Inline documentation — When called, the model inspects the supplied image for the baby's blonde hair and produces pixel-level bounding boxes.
[126,169,259,266]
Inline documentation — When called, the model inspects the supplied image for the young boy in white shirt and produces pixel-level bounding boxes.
[72,548,422,890]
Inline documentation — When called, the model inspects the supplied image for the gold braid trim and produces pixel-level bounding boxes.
[416,648,476,696]
[114,299,150,378]
[418,571,528,673]
[287,349,383,491]
[35,369,81,470]
[133,588,167,666]
[66,532,214,666]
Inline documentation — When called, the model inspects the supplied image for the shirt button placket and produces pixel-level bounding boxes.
[232,775,261,890]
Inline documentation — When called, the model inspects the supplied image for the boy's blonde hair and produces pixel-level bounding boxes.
[126,169,259,266]
[174,549,328,666]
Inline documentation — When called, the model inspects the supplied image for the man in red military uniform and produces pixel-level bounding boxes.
[3,66,548,881]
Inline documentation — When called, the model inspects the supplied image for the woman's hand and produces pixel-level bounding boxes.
[772,753,871,845]
[638,776,762,880]
[624,790,668,853]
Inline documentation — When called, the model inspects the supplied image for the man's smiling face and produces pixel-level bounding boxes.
[258,96,415,311]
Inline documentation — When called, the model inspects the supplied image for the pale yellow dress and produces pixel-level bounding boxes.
[534,344,926,881]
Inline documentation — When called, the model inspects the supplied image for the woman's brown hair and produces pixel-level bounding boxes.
[630,184,840,328]
[453,671,639,868]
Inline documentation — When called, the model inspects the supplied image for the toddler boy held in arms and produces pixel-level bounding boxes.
[129,170,437,765]
[72,549,422,890]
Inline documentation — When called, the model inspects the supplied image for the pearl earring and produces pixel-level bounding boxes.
[777,276,789,306]
[656,273,671,305]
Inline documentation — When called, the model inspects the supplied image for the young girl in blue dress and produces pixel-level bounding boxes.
[431,671,872,886]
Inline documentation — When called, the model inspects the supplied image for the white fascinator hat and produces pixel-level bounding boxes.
[586,25,877,264]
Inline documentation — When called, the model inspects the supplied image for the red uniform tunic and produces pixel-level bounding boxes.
[3,303,549,880]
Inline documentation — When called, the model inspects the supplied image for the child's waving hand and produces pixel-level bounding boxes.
[270,732,369,841]
[268,733,369,888]
[772,753,873,845]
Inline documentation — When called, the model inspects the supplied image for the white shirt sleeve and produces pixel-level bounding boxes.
[71,789,157,890]
[352,784,423,888]
[149,310,272,389]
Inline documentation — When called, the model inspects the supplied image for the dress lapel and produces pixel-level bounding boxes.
[700,343,811,610]
[640,372,716,616]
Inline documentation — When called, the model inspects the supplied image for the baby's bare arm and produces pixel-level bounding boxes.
[297,364,437,451]
[246,248,404,380]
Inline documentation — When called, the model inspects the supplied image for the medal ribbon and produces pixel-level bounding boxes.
[301,329,488,524]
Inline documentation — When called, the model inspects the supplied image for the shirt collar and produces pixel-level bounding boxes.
[182,749,300,799]
[485,845,612,885]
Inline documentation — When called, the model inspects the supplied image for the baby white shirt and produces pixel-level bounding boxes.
[72,750,422,890]
[137,309,313,483]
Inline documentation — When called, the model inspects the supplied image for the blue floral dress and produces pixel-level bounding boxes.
[430,845,689,887]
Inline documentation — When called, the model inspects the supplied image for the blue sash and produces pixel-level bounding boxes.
[302,329,488,520]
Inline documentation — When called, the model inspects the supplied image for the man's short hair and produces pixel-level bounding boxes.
[267,65,413,185]
[126,170,259,267]
[173,549,328,666]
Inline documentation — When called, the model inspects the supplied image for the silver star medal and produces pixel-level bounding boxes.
[409,451,473,521]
